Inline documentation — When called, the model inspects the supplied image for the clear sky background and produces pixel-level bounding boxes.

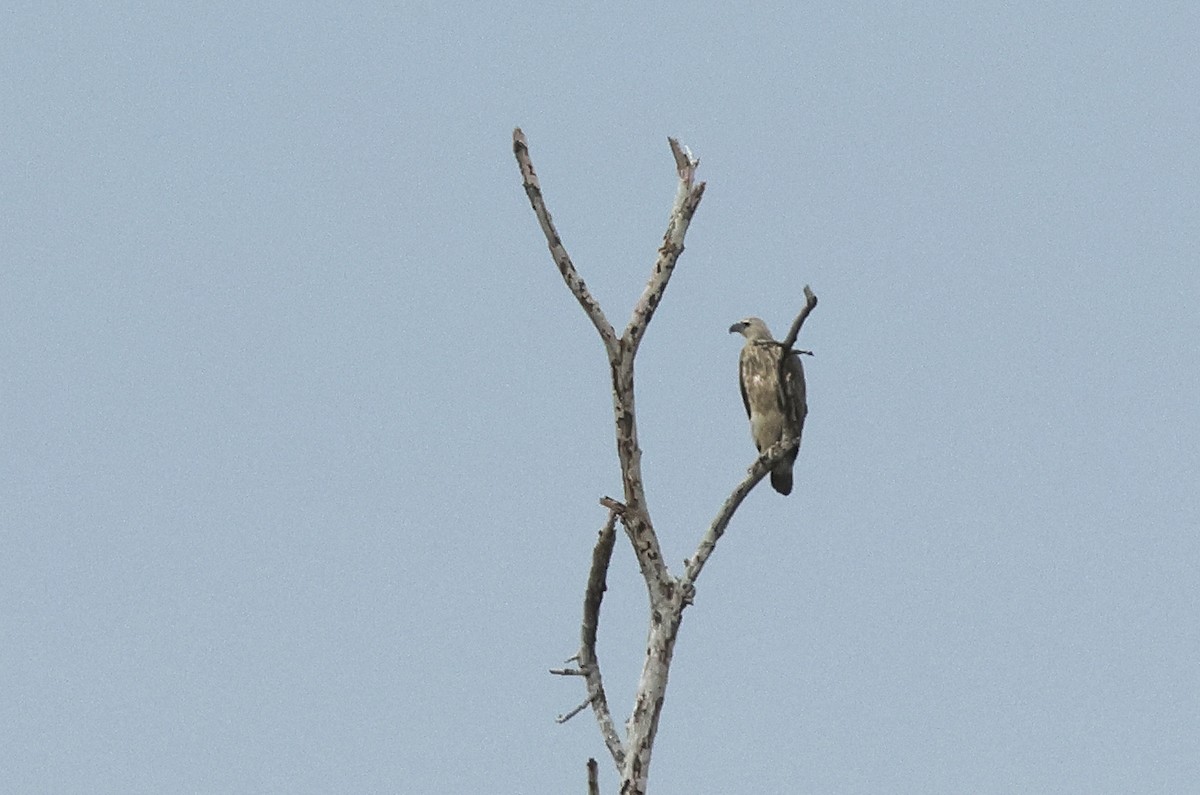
[3,3,1198,793]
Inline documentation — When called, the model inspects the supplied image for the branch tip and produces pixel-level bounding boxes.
[556,696,593,724]
[587,758,600,795]
[599,497,627,514]
[668,137,699,181]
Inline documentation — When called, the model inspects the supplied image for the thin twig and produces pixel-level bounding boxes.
[773,285,818,398]
[587,758,600,795]
[557,696,593,724]
[599,496,626,514]
[779,285,818,352]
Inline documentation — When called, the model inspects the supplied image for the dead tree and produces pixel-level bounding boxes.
[513,129,817,794]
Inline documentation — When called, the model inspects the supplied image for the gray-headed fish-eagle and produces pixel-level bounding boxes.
[729,317,807,495]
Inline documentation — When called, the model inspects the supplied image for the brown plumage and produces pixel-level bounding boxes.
[729,317,807,495]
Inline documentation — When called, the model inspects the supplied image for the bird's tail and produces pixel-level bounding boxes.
[770,466,793,496]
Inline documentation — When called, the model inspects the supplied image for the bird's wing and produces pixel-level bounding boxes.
[737,346,753,419]
[782,352,808,440]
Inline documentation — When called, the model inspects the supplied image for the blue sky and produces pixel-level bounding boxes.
[3,3,1198,793]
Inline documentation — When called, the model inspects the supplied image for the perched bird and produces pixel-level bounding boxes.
[729,317,808,495]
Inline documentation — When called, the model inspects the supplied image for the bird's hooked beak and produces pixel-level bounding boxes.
[728,321,748,334]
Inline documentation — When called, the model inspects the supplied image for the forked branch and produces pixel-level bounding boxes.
[514,128,703,602]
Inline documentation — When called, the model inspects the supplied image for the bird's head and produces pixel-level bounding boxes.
[729,317,772,340]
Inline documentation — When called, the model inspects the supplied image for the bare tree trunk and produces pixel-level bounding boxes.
[514,129,815,794]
